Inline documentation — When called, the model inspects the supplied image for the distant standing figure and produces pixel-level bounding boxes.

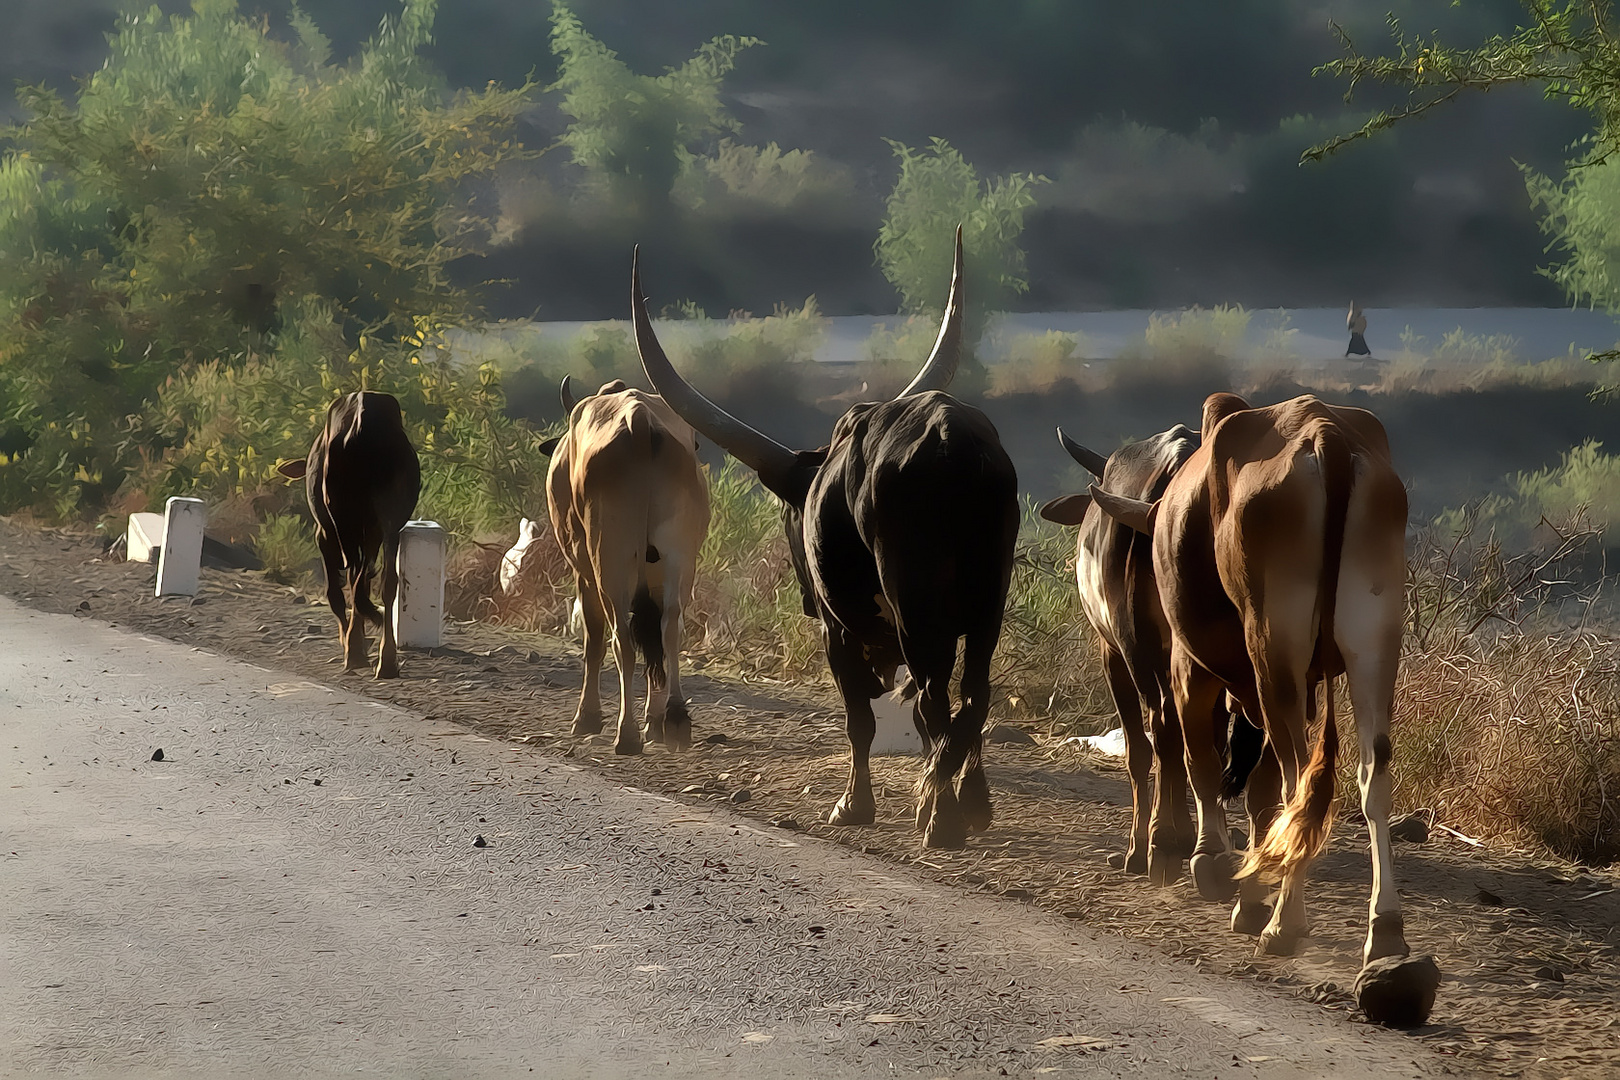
[1346,302,1371,356]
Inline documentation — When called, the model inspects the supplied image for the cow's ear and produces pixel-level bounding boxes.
[276,459,307,480]
[538,436,561,457]
[1088,484,1156,535]
[1038,493,1091,526]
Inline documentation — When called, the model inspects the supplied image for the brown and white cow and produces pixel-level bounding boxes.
[1089,392,1433,1023]
[1040,425,1262,885]
[539,377,710,755]
[278,391,421,680]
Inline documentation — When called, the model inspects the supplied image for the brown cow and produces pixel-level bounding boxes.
[539,378,710,755]
[278,391,421,680]
[1090,392,1434,1024]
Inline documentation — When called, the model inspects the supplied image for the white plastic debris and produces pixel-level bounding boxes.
[1063,726,1128,757]
[499,516,543,595]
[125,511,165,564]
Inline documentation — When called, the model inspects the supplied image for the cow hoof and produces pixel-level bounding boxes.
[828,795,876,827]
[663,721,692,753]
[1191,852,1239,902]
[1259,925,1306,957]
[1147,848,1183,886]
[1230,900,1272,937]
[613,738,642,756]
[1120,849,1147,875]
[571,716,604,737]
[956,768,992,833]
[922,813,967,851]
[375,663,399,680]
[1354,954,1440,1029]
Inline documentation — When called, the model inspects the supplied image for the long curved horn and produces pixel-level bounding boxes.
[897,225,965,398]
[632,247,798,479]
[1056,426,1108,479]
[559,375,579,415]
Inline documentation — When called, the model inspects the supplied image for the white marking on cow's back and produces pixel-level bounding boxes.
[1075,533,1118,652]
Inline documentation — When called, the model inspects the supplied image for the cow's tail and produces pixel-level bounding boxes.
[1243,422,1352,881]
[626,405,668,691]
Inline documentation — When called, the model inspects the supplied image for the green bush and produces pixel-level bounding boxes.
[257,513,321,585]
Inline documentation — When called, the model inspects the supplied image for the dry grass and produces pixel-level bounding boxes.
[1390,517,1620,863]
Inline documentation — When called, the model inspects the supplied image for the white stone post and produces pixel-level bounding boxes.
[125,512,165,564]
[870,666,923,756]
[154,497,206,597]
[394,520,446,648]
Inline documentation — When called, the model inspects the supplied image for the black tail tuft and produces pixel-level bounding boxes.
[631,585,666,690]
[1221,714,1265,801]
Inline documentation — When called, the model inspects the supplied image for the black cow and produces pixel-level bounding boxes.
[1040,426,1262,884]
[278,391,421,679]
[634,235,1020,849]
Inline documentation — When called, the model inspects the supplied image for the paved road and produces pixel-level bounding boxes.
[1,597,1442,1079]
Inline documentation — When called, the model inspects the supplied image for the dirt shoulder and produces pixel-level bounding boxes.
[3,516,1616,1078]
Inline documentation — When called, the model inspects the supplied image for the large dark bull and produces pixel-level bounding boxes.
[278,391,421,679]
[633,235,1020,849]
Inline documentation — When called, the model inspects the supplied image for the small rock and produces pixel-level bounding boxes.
[680,784,706,795]
[1390,814,1430,843]
[1061,910,1086,920]
[283,778,292,785]
[985,724,1036,746]
[730,789,752,804]
[1475,886,1504,907]
[526,651,541,663]
[1533,965,1564,983]
[651,888,662,896]
[189,597,207,606]
[807,925,827,935]
[1001,887,1033,901]
[291,595,306,604]
[312,778,322,786]
[771,817,802,832]
[77,600,90,611]
[1355,954,1441,1028]
[472,835,487,848]
[150,748,164,762]
[1106,852,1126,870]
[704,733,729,745]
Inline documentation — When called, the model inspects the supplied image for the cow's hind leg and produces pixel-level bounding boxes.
[1173,650,1240,903]
[375,533,403,679]
[314,529,351,662]
[1231,742,1280,937]
[571,584,606,736]
[825,630,878,827]
[342,559,370,672]
[952,626,997,837]
[1147,684,1195,885]
[1103,647,1153,876]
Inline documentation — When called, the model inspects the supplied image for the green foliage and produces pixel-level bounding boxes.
[675,139,853,212]
[1525,152,1620,314]
[987,331,1087,396]
[0,0,530,517]
[548,1,760,211]
[1306,2,1620,164]
[873,137,1045,342]
[1435,439,1620,547]
[257,512,320,584]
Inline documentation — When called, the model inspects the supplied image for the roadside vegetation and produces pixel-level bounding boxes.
[0,1,1616,865]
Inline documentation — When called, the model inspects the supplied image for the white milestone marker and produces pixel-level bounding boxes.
[870,666,923,756]
[154,497,206,597]
[394,520,446,648]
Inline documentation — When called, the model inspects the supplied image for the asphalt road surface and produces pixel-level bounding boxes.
[1,597,1444,1079]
